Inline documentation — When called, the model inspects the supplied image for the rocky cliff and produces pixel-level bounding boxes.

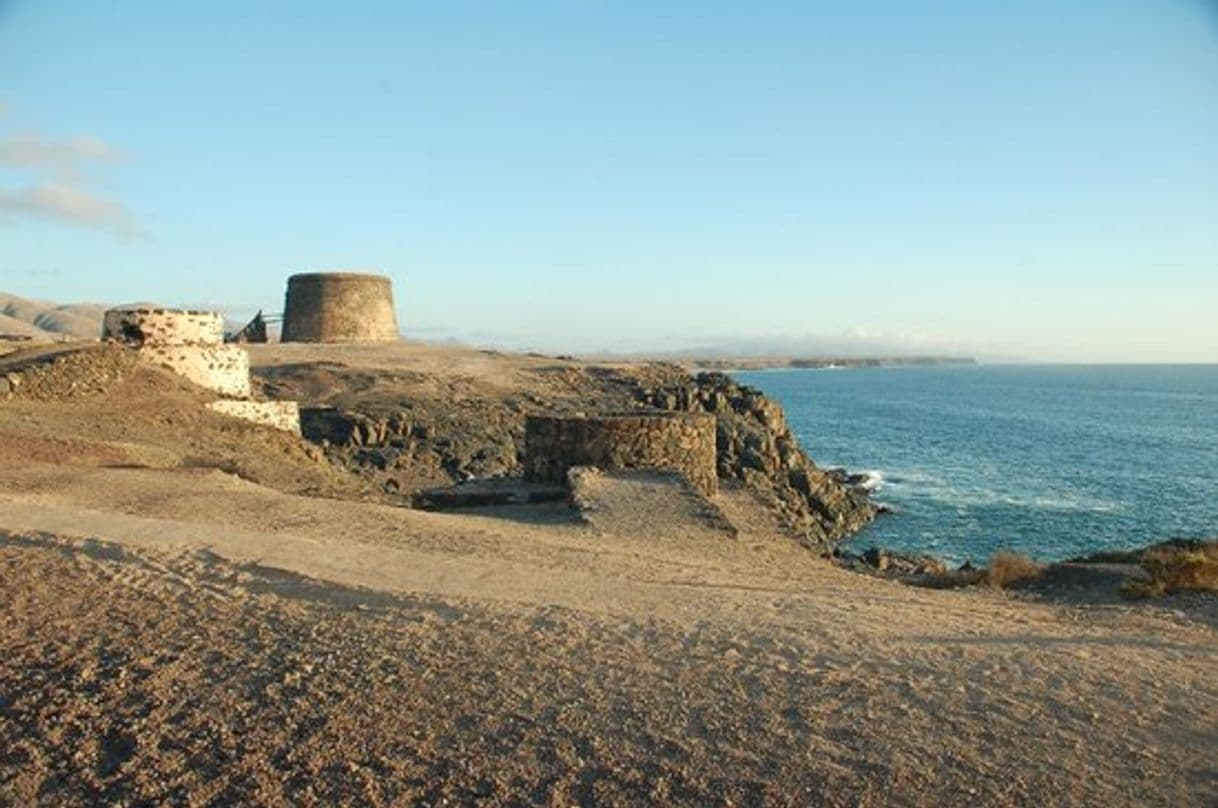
[260,357,875,551]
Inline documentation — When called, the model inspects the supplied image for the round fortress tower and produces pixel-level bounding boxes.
[281,272,399,343]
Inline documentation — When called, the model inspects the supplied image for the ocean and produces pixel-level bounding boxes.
[734,364,1218,564]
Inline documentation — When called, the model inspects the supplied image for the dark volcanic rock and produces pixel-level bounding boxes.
[842,546,949,578]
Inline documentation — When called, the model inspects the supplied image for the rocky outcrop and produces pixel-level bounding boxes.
[636,372,877,548]
[838,547,950,579]
[1,344,140,402]
[280,363,875,550]
[298,403,524,493]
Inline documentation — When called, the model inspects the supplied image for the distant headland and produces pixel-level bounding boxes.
[687,355,979,371]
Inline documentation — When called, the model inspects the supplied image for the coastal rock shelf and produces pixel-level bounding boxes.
[524,412,718,498]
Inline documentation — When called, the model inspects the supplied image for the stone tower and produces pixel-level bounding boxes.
[281,272,399,343]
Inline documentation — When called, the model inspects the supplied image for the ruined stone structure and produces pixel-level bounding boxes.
[102,308,224,345]
[207,399,302,433]
[636,372,878,545]
[281,272,399,343]
[102,308,251,397]
[103,307,299,433]
[524,412,718,498]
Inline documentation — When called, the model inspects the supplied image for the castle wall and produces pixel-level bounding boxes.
[524,412,719,497]
[281,272,399,343]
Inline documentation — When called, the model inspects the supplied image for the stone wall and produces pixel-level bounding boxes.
[636,372,877,547]
[102,306,298,432]
[103,308,251,397]
[523,412,718,498]
[281,272,399,343]
[136,343,251,398]
[208,400,301,434]
[102,308,224,346]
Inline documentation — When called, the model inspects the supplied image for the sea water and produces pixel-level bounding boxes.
[734,365,1218,564]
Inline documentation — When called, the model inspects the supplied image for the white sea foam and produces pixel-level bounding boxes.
[878,469,1120,513]
[879,470,946,489]
[913,487,1121,514]
[856,470,885,492]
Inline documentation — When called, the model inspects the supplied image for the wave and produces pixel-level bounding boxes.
[876,470,1120,513]
[916,488,1119,514]
[855,469,885,492]
[880,470,946,488]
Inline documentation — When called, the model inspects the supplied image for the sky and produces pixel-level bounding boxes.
[0,0,1215,361]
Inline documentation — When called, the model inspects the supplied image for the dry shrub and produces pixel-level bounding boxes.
[984,551,1044,589]
[1122,544,1218,599]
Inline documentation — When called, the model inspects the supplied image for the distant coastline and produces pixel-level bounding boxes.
[689,356,979,371]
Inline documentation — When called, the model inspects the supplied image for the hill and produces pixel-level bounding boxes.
[0,292,108,342]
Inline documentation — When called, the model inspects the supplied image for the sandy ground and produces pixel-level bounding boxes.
[1,463,1215,806]
[1,340,1216,805]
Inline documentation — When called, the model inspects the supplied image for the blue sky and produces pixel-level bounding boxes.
[1,0,1215,360]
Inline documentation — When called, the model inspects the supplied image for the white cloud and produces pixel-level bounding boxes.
[0,115,143,238]
[0,130,125,181]
[0,182,143,238]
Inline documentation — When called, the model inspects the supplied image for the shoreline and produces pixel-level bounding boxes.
[833,477,1217,603]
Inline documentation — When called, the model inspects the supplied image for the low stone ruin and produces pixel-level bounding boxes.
[523,411,718,498]
[102,308,250,397]
[207,399,301,433]
[102,307,300,433]
[636,371,878,546]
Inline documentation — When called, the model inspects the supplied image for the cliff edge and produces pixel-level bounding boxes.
[251,344,875,550]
